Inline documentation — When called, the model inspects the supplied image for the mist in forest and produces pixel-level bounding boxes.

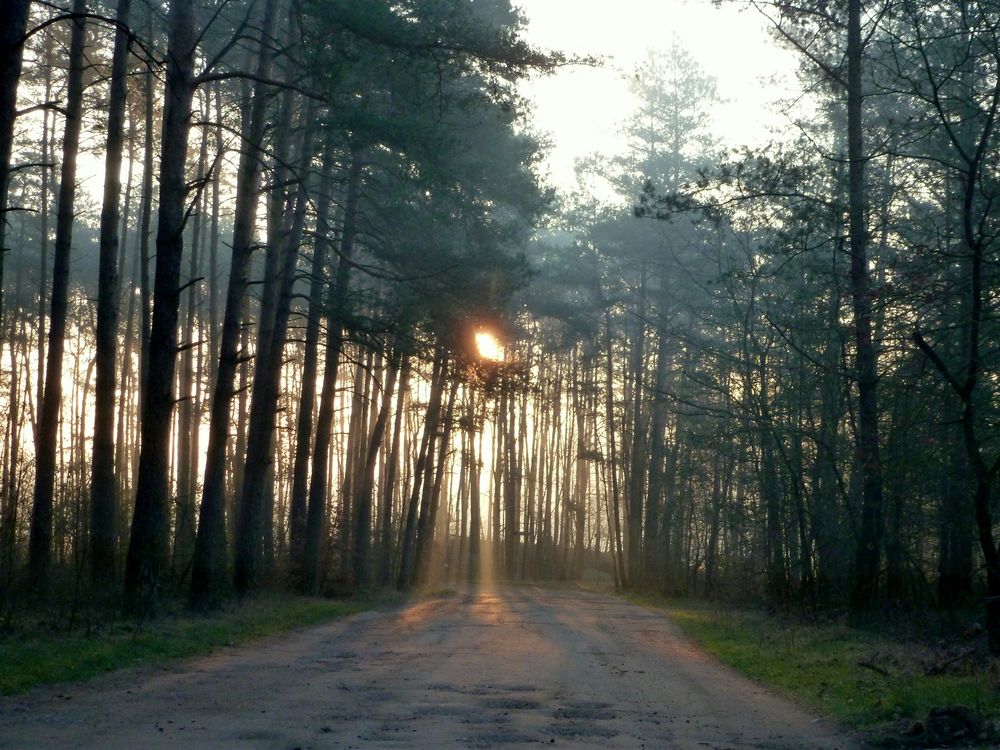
[1,0,1000,664]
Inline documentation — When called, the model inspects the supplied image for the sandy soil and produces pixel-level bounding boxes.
[0,585,860,749]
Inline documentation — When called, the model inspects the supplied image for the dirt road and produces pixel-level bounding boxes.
[0,586,859,749]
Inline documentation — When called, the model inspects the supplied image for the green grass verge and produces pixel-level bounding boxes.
[631,594,1000,731]
[0,595,370,696]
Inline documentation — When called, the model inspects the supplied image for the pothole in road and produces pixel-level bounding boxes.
[553,701,617,721]
[481,697,543,710]
[427,683,540,696]
[465,730,541,747]
[548,721,620,738]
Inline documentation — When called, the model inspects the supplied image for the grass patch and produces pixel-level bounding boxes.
[0,594,373,696]
[631,594,1000,733]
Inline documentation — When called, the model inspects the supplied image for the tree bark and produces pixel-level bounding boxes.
[415,376,458,586]
[626,316,646,587]
[397,355,445,590]
[174,108,207,577]
[90,0,133,588]
[352,351,400,590]
[300,149,363,594]
[233,103,317,594]
[467,396,483,583]
[124,0,198,615]
[846,0,884,615]
[0,0,32,347]
[137,5,156,414]
[603,315,626,589]
[288,143,337,580]
[190,0,279,608]
[643,332,670,588]
[28,0,87,596]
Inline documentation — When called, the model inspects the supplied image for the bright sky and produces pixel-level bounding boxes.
[514,0,802,192]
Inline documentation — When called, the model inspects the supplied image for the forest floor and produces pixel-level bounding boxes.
[0,584,858,749]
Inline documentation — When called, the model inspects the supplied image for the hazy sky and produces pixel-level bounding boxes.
[514,0,802,192]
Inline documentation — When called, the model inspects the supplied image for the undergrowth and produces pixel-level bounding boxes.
[0,594,376,696]
[630,593,1000,737]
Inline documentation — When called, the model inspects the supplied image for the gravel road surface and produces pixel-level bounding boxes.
[0,585,860,749]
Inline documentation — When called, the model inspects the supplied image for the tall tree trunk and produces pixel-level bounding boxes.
[174,110,207,578]
[233,104,316,594]
[190,0,279,608]
[301,150,363,594]
[36,42,54,421]
[0,0,32,346]
[124,0,198,615]
[813,285,846,603]
[938,423,973,607]
[626,317,646,587]
[603,315,626,589]
[112,97,137,508]
[377,358,409,586]
[759,373,787,605]
[353,352,400,590]
[502,384,520,579]
[207,83,222,369]
[846,0,884,615]
[116,228,140,505]
[28,0,87,596]
[643,332,669,588]
[90,0,133,588]
[397,355,445,590]
[338,353,369,579]
[467,396,482,583]
[415,377,458,586]
[288,143,336,580]
[137,4,157,415]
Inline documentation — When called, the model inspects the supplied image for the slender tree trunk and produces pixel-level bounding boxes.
[288,143,336,579]
[112,100,137,507]
[233,104,316,593]
[137,5,157,415]
[337,353,368,579]
[0,0,32,346]
[353,352,400,590]
[846,0,884,615]
[116,231,140,506]
[813,282,846,602]
[643,332,669,588]
[759,369,787,605]
[603,315,626,589]
[626,317,646,587]
[124,0,198,615]
[207,83,222,369]
[174,111,207,578]
[502,385,520,579]
[36,43,54,420]
[190,0,279,608]
[415,377,458,586]
[254,9,298,372]
[398,356,445,590]
[301,150,363,594]
[378,358,408,585]
[704,446,726,597]
[468,397,482,583]
[90,0,133,588]
[28,0,87,596]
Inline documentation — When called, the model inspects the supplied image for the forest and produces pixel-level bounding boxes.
[1,0,1000,666]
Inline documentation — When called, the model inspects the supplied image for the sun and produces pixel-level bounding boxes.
[475,331,504,361]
